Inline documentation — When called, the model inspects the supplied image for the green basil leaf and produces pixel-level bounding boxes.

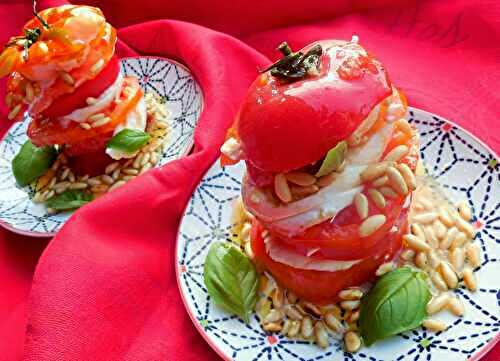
[106,129,150,154]
[315,141,347,177]
[204,241,258,323]
[45,189,93,211]
[12,140,57,187]
[359,267,431,346]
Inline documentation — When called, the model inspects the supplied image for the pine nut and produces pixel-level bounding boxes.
[404,234,430,252]
[386,166,408,195]
[422,319,447,332]
[91,117,111,127]
[123,168,139,176]
[415,252,428,269]
[274,174,292,203]
[68,171,75,183]
[433,220,447,240]
[354,193,369,220]
[244,242,254,260]
[44,190,55,200]
[446,297,464,316]
[439,262,458,289]
[140,152,151,167]
[344,331,361,353]
[301,317,313,338]
[314,321,329,348]
[324,311,344,332]
[60,71,74,85]
[121,175,136,182]
[379,186,398,198]
[452,213,475,239]
[427,249,441,269]
[418,197,435,211]
[111,168,121,180]
[465,243,481,268]
[88,113,107,122]
[316,172,336,187]
[287,321,300,337]
[60,168,70,181]
[150,152,159,165]
[290,185,319,197]
[240,222,252,242]
[372,175,388,187]
[395,118,413,135]
[383,145,409,161]
[397,163,417,190]
[284,305,303,321]
[108,180,126,192]
[264,309,283,323]
[440,227,458,250]
[7,104,22,120]
[90,59,105,73]
[413,212,438,224]
[101,175,114,185]
[87,178,102,186]
[438,207,454,227]
[376,262,395,276]
[347,310,360,323]
[449,247,465,273]
[338,289,363,300]
[79,122,92,130]
[281,319,292,335]
[361,163,388,182]
[302,302,322,317]
[340,300,360,311]
[86,97,97,105]
[400,249,415,261]
[272,288,284,308]
[450,232,467,249]
[462,267,477,292]
[411,223,426,241]
[457,201,472,221]
[263,323,282,332]
[359,214,386,237]
[430,270,448,291]
[368,188,386,209]
[285,172,316,186]
[69,182,88,190]
[423,226,439,248]
[426,294,450,314]
[105,162,120,174]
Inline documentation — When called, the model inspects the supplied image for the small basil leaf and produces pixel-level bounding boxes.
[106,129,150,154]
[204,241,258,323]
[45,189,93,211]
[315,141,347,177]
[359,267,431,346]
[12,140,57,187]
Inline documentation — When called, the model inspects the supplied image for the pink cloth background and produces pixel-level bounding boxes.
[0,0,498,360]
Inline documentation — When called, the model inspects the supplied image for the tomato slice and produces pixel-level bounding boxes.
[42,55,120,119]
[251,210,407,304]
[67,148,115,176]
[28,77,143,151]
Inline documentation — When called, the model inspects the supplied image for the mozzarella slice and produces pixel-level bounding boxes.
[265,236,361,272]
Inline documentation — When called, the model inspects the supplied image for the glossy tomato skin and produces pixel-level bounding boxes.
[251,210,407,304]
[237,40,392,173]
[42,55,120,119]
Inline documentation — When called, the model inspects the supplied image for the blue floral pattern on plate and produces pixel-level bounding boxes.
[177,108,499,361]
[0,56,202,237]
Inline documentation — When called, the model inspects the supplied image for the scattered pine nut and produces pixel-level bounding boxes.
[379,186,398,198]
[354,193,369,220]
[404,234,430,252]
[376,262,395,276]
[368,188,386,209]
[413,212,438,224]
[457,201,472,221]
[314,321,329,348]
[301,317,314,338]
[465,243,481,268]
[383,145,409,162]
[361,163,388,182]
[344,331,361,353]
[422,319,447,332]
[427,294,450,315]
[359,215,386,237]
[286,172,316,186]
[7,104,21,120]
[372,175,388,187]
[274,174,292,203]
[439,262,458,289]
[396,163,417,190]
[462,267,477,292]
[446,297,465,317]
[338,289,363,300]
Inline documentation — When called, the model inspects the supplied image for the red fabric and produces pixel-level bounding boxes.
[0,1,498,360]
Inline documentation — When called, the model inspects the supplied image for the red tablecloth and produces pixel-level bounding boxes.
[0,1,498,360]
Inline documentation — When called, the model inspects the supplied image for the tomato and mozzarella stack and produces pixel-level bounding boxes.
[221,38,420,304]
[0,5,148,173]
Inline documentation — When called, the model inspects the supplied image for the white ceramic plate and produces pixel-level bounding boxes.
[177,108,500,361]
[0,56,203,237]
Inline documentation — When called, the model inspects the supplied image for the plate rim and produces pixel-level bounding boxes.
[0,55,204,238]
[175,106,500,361]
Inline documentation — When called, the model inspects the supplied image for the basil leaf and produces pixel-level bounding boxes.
[12,140,57,187]
[106,129,150,154]
[315,141,347,177]
[359,267,431,346]
[45,189,93,211]
[204,241,258,323]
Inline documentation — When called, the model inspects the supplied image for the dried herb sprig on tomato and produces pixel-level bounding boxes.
[261,41,323,81]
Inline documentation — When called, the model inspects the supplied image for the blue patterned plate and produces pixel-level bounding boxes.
[0,56,202,237]
[177,108,499,361]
